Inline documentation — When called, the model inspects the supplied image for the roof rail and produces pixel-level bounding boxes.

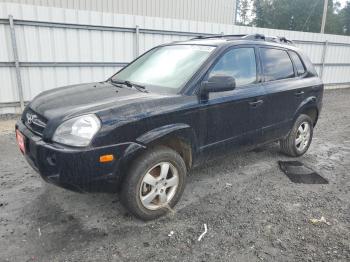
[243,34,295,45]
[278,36,294,44]
[264,36,294,45]
[243,33,265,40]
[191,33,294,45]
[191,34,247,40]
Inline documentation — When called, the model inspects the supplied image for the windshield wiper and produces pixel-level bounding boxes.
[109,79,148,93]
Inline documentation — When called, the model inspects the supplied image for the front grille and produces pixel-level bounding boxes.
[23,108,47,136]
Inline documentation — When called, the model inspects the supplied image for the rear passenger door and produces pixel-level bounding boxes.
[259,47,304,141]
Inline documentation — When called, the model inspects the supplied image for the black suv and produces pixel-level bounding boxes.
[16,34,323,220]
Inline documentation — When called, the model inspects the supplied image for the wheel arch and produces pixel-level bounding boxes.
[137,123,196,170]
[122,123,197,172]
[294,96,319,126]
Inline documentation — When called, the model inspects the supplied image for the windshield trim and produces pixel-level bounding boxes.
[108,44,218,95]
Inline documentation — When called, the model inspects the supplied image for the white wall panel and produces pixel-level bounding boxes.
[326,45,350,64]
[0,2,350,113]
[0,67,17,103]
[0,24,13,61]
[0,0,236,24]
[323,66,350,84]
[294,43,325,64]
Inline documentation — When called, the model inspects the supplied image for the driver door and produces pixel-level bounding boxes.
[200,46,266,153]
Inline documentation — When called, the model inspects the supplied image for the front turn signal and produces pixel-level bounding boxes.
[99,154,114,163]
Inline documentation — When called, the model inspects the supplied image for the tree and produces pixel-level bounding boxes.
[250,0,346,35]
[237,0,251,25]
[252,0,272,28]
[325,0,343,34]
[339,1,350,35]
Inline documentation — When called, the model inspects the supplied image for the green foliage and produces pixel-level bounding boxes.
[339,1,350,35]
[237,0,251,25]
[248,0,350,35]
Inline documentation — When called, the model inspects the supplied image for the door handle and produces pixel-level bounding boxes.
[249,99,264,107]
[295,91,304,97]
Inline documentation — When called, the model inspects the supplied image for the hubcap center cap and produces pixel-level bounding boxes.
[156,183,166,191]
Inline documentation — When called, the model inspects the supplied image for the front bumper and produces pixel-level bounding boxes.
[16,120,135,192]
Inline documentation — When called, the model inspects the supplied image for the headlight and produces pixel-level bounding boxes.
[52,114,101,147]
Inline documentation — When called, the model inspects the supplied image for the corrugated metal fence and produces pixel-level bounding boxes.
[1,3,350,114]
[2,0,236,24]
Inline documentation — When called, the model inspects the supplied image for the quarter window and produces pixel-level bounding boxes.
[290,51,306,76]
[208,48,257,87]
[260,48,295,81]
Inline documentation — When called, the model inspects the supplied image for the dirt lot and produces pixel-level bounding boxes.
[0,89,349,262]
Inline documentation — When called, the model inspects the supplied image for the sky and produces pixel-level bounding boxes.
[337,0,348,8]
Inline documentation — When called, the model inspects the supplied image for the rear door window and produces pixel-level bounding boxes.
[289,51,306,76]
[260,48,295,81]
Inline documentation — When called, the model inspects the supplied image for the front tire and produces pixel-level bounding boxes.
[120,146,187,220]
[280,114,313,157]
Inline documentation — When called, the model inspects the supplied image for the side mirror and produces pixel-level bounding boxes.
[200,75,236,97]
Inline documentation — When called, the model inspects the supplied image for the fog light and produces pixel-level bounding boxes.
[99,154,114,163]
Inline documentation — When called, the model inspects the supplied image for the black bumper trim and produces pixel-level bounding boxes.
[16,120,139,193]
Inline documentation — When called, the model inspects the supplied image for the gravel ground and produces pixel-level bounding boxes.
[0,89,349,262]
[0,115,19,134]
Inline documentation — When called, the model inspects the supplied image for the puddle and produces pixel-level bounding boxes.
[278,161,329,184]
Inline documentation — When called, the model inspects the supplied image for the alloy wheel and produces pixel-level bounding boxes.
[139,162,179,210]
[295,121,311,152]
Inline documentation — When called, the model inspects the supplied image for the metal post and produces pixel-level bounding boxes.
[320,40,328,79]
[320,0,328,33]
[8,15,24,112]
[135,25,140,58]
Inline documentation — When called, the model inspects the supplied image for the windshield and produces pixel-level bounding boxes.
[111,45,216,94]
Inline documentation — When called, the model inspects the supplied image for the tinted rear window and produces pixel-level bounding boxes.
[290,51,306,76]
[260,48,295,81]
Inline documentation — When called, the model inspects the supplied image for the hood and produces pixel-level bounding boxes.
[29,82,167,121]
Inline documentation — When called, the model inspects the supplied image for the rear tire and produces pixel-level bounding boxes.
[280,114,313,157]
[120,146,186,220]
